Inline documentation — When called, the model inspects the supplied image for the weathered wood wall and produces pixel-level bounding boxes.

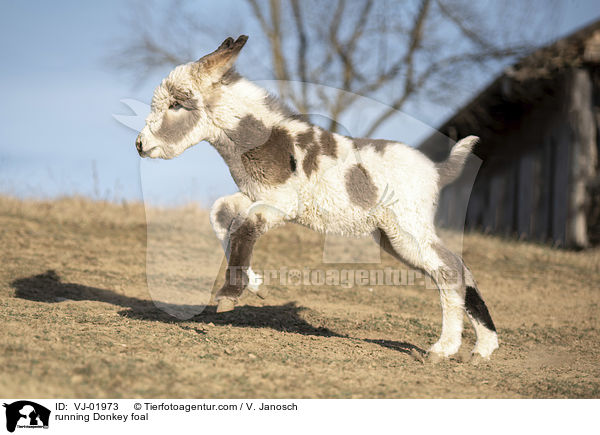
[434,68,598,248]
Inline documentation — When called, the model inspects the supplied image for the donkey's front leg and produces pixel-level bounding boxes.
[210,193,264,298]
[212,199,287,312]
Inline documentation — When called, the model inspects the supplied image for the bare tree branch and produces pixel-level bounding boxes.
[290,0,309,113]
[111,0,557,135]
[247,0,297,106]
[435,0,496,51]
[365,46,529,136]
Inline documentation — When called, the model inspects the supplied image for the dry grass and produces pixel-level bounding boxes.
[0,195,599,398]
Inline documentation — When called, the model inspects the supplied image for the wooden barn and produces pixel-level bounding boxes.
[419,20,600,249]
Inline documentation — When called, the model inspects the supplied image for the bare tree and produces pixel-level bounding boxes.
[111,0,559,135]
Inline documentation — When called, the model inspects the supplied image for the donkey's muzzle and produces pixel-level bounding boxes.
[135,135,144,156]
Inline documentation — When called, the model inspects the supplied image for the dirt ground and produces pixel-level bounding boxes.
[0,195,599,398]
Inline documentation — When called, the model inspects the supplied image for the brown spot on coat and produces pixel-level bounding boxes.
[215,203,235,230]
[155,108,201,144]
[352,138,395,154]
[224,115,271,152]
[241,127,296,185]
[155,83,201,143]
[319,129,338,158]
[296,128,314,149]
[296,128,320,178]
[345,164,377,209]
[302,144,321,178]
[431,242,464,285]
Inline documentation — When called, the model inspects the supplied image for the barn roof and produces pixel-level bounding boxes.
[419,19,600,162]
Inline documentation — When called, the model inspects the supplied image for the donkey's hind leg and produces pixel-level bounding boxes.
[376,222,501,359]
[462,263,498,359]
[376,225,466,358]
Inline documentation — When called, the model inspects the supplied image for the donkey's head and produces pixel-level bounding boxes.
[136,35,248,159]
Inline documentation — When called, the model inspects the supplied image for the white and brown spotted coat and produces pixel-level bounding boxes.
[136,36,499,361]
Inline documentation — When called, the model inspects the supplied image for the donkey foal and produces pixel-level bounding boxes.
[136,35,499,360]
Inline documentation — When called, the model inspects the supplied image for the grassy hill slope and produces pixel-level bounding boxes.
[1,196,598,398]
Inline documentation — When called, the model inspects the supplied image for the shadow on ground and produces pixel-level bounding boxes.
[12,270,424,356]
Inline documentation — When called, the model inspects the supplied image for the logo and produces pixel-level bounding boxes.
[3,401,50,433]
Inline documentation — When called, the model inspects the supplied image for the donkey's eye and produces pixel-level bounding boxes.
[169,101,182,110]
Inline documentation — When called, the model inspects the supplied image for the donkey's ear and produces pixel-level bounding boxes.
[196,35,248,79]
[216,37,235,51]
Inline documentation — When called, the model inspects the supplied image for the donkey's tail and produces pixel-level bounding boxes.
[436,135,479,188]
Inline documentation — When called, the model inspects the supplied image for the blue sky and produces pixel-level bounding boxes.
[1,0,599,205]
